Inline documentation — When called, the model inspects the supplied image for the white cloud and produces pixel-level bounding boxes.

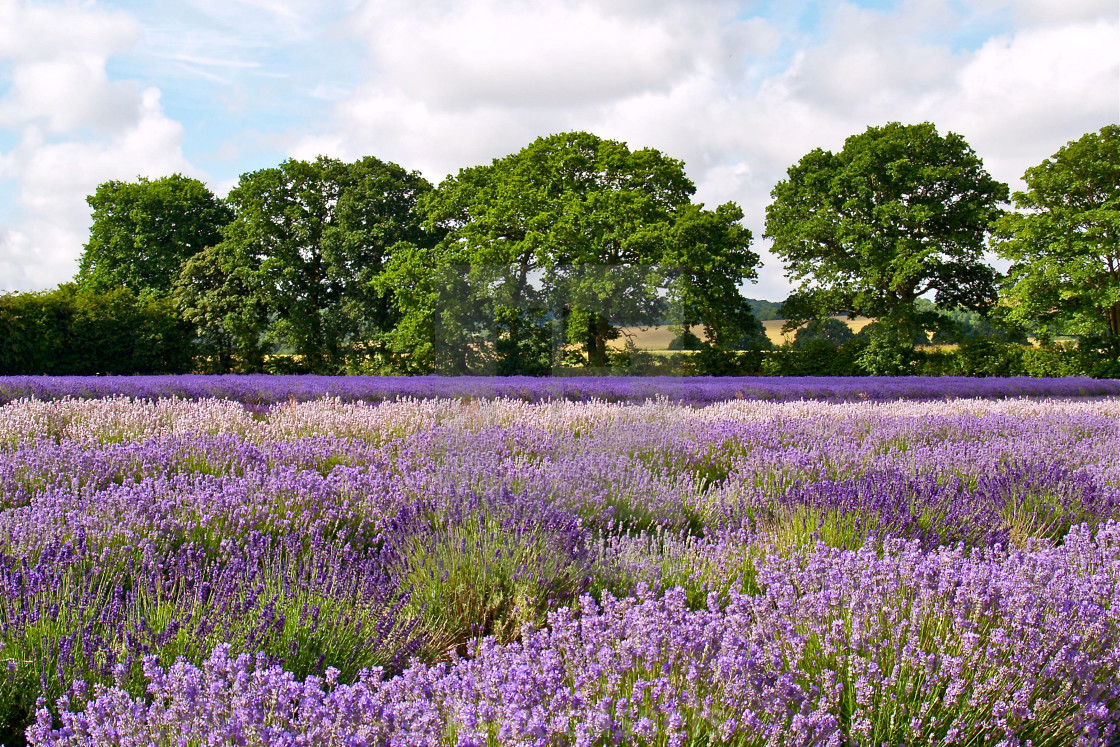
[10,90,190,214]
[2,0,1117,298]
[353,0,708,110]
[0,1,196,292]
[0,87,194,290]
[940,20,1119,185]
[0,0,141,61]
[292,0,778,175]
[0,226,35,291]
[0,0,143,133]
[281,0,1117,300]
[0,59,144,134]
[775,2,960,116]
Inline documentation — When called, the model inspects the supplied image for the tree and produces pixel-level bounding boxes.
[78,174,232,296]
[992,124,1120,338]
[927,304,1028,344]
[764,122,1008,361]
[417,131,761,371]
[371,242,477,374]
[173,244,269,372]
[186,156,434,373]
[410,157,556,375]
[663,202,761,349]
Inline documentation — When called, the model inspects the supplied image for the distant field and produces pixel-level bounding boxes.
[611,316,873,349]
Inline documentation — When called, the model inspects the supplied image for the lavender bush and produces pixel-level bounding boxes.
[29,528,1120,745]
[0,386,1118,744]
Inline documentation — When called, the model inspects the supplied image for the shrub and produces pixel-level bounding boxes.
[793,317,856,348]
[950,337,1027,377]
[0,286,194,375]
[1077,335,1120,378]
[761,339,868,376]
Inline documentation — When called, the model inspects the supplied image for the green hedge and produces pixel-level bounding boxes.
[0,285,194,375]
[1,289,1116,379]
[675,338,1119,378]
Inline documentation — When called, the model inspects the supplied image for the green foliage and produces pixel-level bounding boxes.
[616,346,691,376]
[915,337,1116,379]
[760,339,868,377]
[793,317,855,349]
[391,497,591,659]
[744,297,784,321]
[993,124,1120,338]
[77,175,232,297]
[429,132,688,370]
[0,285,194,375]
[42,125,1120,380]
[668,328,702,350]
[919,338,1118,379]
[1017,344,1083,378]
[856,315,928,375]
[1075,335,1120,378]
[690,343,764,376]
[58,137,769,377]
[929,304,1029,344]
[761,505,891,553]
[412,132,762,374]
[177,156,434,374]
[173,244,269,373]
[662,202,760,348]
[949,338,1027,377]
[766,121,1008,348]
[370,242,448,374]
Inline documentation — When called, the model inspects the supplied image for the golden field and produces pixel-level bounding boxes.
[609,316,874,349]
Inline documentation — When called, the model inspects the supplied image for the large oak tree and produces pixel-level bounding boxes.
[993,124,1120,338]
[408,131,760,372]
[178,156,433,373]
[765,122,1008,354]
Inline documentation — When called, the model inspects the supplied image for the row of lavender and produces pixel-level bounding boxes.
[2,394,1119,745]
[3,374,1120,406]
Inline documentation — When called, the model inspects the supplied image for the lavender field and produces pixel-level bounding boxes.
[4,374,1120,406]
[2,379,1120,745]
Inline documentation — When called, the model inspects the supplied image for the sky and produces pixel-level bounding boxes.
[0,0,1117,300]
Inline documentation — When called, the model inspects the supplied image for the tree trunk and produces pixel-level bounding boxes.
[588,314,610,368]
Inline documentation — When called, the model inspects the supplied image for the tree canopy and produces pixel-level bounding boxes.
[21,122,1117,378]
[180,156,434,373]
[993,123,1120,338]
[662,202,761,349]
[408,131,760,372]
[764,122,1008,349]
[77,174,232,297]
[793,317,855,349]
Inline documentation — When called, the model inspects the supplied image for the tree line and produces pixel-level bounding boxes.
[1,123,1117,377]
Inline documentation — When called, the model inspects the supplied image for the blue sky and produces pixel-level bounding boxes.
[1,0,1117,298]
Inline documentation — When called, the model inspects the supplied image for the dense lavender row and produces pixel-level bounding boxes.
[2,395,1119,745]
[32,530,1120,746]
[3,374,1120,406]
